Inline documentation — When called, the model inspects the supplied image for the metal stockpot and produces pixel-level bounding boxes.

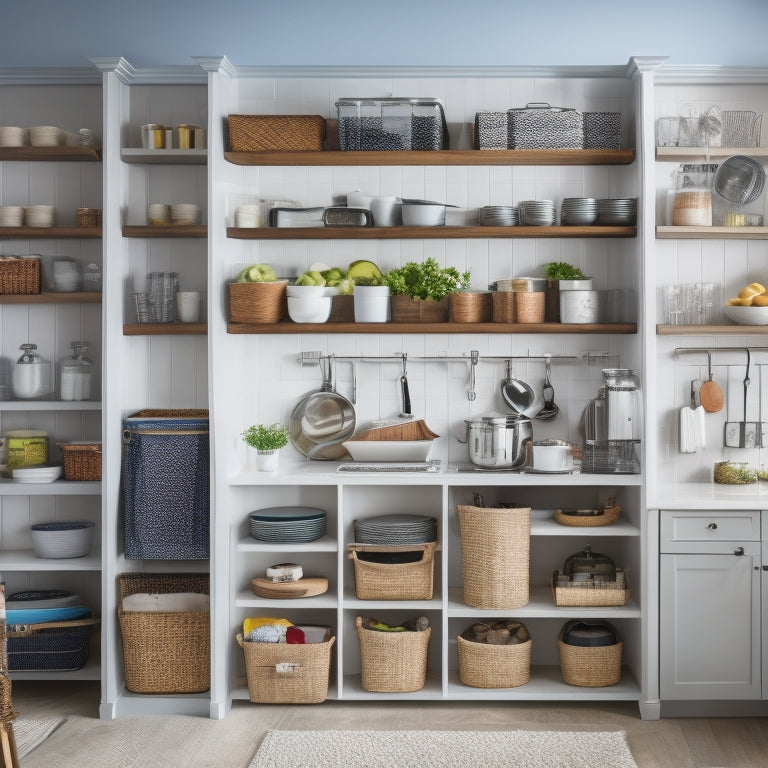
[464,413,533,469]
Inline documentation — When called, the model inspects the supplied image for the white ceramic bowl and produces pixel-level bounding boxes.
[401,201,446,226]
[286,285,327,298]
[723,304,768,325]
[287,296,332,323]
[342,439,434,462]
[531,444,573,472]
[28,126,62,147]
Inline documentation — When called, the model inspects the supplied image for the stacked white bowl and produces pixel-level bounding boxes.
[29,125,62,146]
[0,126,28,146]
[24,205,54,227]
[0,205,24,226]
[52,259,80,291]
[518,199,556,226]
[286,285,333,323]
[170,203,200,225]
[147,203,171,225]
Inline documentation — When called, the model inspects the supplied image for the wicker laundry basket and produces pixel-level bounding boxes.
[347,542,435,600]
[356,616,431,693]
[457,504,530,609]
[457,634,532,688]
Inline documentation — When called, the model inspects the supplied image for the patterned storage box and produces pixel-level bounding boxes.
[122,409,209,559]
[583,112,621,149]
[6,618,99,671]
[474,112,509,149]
[508,103,583,149]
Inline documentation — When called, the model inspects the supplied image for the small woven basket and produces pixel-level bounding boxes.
[229,280,288,323]
[449,292,493,323]
[457,505,530,609]
[457,635,532,688]
[515,291,546,323]
[551,572,630,607]
[0,256,41,295]
[118,572,210,694]
[237,634,335,704]
[491,291,515,322]
[559,634,622,687]
[228,114,326,152]
[6,617,100,672]
[356,616,431,692]
[554,505,621,527]
[59,441,102,481]
[390,295,449,323]
[347,542,435,600]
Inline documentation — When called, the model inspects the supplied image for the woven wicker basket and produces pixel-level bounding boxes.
[356,616,431,692]
[129,408,209,419]
[559,634,622,687]
[449,292,493,323]
[118,572,210,694]
[457,505,530,609]
[59,441,102,481]
[347,542,435,600]
[555,506,621,527]
[515,291,546,323]
[237,634,335,703]
[0,256,41,295]
[229,280,288,323]
[390,295,449,323]
[228,114,327,152]
[457,635,532,688]
[551,571,630,607]
[491,291,515,322]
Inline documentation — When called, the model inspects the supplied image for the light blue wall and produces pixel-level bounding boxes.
[1,0,768,69]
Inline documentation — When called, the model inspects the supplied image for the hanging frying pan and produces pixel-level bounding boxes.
[290,355,356,460]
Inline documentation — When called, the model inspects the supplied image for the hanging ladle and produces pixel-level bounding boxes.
[535,355,559,420]
[501,359,535,414]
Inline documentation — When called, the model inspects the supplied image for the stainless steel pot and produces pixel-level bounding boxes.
[465,413,533,469]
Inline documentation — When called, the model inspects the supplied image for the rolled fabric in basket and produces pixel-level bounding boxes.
[121,592,210,612]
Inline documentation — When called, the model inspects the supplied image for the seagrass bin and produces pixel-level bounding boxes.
[551,571,630,607]
[0,255,41,294]
[558,623,622,687]
[228,114,326,152]
[237,634,335,703]
[457,505,531,609]
[449,292,493,323]
[347,542,435,600]
[457,635,532,688]
[356,616,431,692]
[118,572,210,694]
[229,280,288,323]
[59,441,102,481]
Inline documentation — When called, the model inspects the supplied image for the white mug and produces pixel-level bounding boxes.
[176,291,201,322]
[370,195,401,227]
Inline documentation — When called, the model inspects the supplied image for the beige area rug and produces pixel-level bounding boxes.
[12,717,66,757]
[250,729,639,768]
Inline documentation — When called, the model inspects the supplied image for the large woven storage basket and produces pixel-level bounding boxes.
[558,627,622,688]
[347,542,435,600]
[6,618,99,671]
[0,255,41,294]
[457,635,532,688]
[228,114,326,152]
[356,616,430,692]
[60,441,102,480]
[229,280,288,323]
[457,505,530,609]
[237,634,335,703]
[551,571,630,607]
[118,572,210,694]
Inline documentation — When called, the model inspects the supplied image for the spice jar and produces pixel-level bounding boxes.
[59,341,93,401]
[12,343,52,400]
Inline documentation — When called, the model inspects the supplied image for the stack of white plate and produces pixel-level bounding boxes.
[29,125,62,147]
[561,197,599,225]
[354,513,438,545]
[478,205,519,226]
[518,199,556,226]
[0,126,28,147]
[24,204,54,227]
[147,203,171,225]
[171,203,200,225]
[248,506,327,543]
[12,465,63,483]
[597,198,637,225]
[0,205,24,226]
[53,259,80,291]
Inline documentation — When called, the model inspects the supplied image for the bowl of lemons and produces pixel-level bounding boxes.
[724,282,768,324]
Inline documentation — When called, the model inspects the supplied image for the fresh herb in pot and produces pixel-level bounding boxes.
[241,423,290,451]
[544,262,586,281]
[384,257,471,302]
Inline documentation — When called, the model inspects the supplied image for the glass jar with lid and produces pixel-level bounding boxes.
[563,545,616,583]
[12,343,52,400]
[59,341,93,401]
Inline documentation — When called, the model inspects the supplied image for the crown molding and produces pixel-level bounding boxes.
[193,56,237,78]
[626,56,668,79]
[89,58,206,85]
[0,67,101,85]
[655,65,768,85]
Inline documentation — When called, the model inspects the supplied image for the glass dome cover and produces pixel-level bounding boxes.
[562,544,616,582]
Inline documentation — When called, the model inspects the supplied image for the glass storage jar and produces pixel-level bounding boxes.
[12,343,52,400]
[563,545,616,583]
[59,341,93,401]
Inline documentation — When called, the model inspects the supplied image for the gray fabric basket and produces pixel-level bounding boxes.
[474,112,509,149]
[583,111,621,149]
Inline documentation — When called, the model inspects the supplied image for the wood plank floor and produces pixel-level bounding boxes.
[11,681,768,768]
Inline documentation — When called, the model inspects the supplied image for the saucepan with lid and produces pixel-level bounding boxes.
[464,412,532,469]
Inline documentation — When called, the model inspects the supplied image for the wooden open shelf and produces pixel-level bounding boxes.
[657,226,768,240]
[122,225,207,238]
[0,146,101,162]
[657,324,768,335]
[228,225,636,240]
[225,148,636,167]
[0,226,101,238]
[0,291,101,304]
[656,146,768,162]
[229,321,637,335]
[121,148,207,165]
[123,322,207,335]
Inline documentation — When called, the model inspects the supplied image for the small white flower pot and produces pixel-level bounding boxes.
[249,448,281,472]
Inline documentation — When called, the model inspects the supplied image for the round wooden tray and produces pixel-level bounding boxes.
[250,577,329,599]
[555,506,621,527]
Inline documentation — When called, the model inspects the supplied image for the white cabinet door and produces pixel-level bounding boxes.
[660,552,761,700]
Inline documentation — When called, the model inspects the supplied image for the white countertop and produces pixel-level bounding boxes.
[654,482,768,510]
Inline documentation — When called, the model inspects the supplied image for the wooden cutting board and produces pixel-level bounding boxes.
[250,577,328,599]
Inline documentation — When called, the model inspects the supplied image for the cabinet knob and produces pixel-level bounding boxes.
[734,546,744,556]
[763,565,768,571]
[707,523,718,530]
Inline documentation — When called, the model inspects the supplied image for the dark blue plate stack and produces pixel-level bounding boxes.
[249,506,327,543]
[354,513,437,545]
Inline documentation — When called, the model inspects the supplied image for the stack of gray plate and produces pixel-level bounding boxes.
[597,198,637,225]
[354,513,437,545]
[560,197,598,225]
[518,200,556,226]
[249,506,327,543]
[478,205,519,226]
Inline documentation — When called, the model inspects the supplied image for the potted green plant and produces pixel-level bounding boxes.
[385,257,471,322]
[241,423,290,472]
[543,261,593,322]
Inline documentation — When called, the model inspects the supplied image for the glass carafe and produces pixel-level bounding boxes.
[59,341,93,401]
[603,368,641,441]
[12,343,52,400]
